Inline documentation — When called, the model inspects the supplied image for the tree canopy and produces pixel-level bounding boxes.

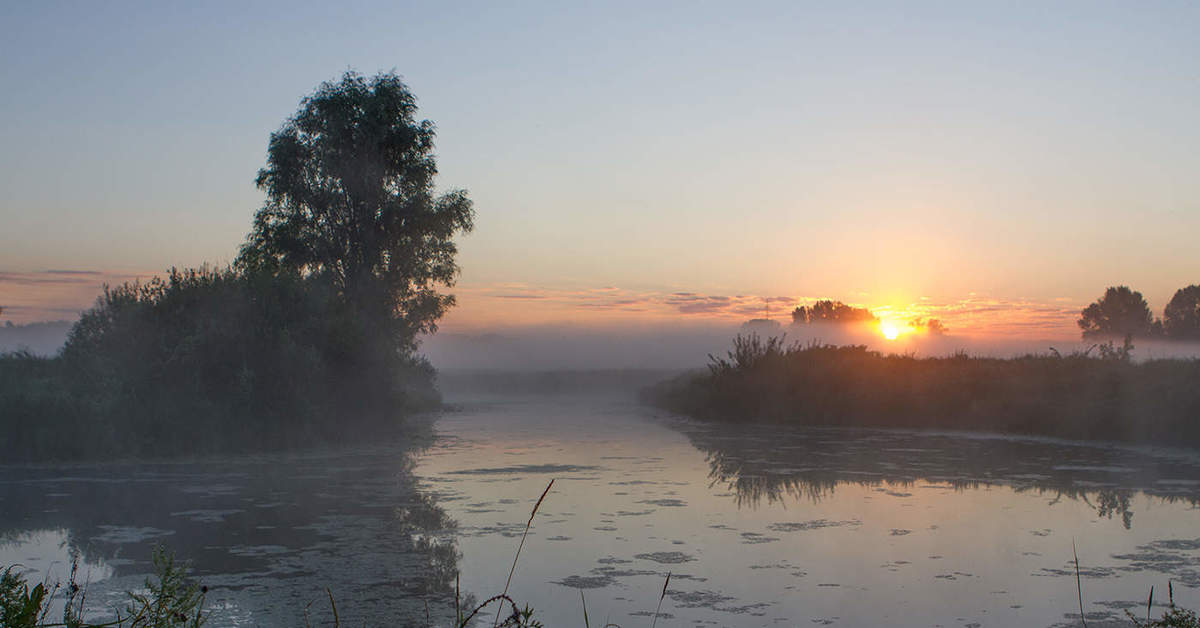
[792,300,877,325]
[1078,286,1158,339]
[239,71,474,349]
[0,71,471,461]
[1163,284,1200,340]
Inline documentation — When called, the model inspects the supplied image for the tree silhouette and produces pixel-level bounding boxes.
[910,318,947,335]
[791,300,877,325]
[238,71,474,349]
[1163,284,1200,340]
[1077,286,1158,339]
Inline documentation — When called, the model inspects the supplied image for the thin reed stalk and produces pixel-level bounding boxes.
[651,571,672,628]
[1074,540,1087,628]
[494,478,554,627]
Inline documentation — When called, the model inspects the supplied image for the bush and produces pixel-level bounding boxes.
[0,266,440,462]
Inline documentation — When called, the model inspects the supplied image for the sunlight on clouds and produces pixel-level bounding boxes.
[438,283,1084,339]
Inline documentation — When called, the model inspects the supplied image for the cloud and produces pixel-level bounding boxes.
[0,269,153,324]
[440,282,1088,340]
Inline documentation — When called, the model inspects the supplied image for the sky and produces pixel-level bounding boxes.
[2,1,1199,340]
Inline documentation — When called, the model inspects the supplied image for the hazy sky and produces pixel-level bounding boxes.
[2,1,1198,337]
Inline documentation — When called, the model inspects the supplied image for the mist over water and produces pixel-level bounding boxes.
[5,366,1200,626]
[420,322,1200,371]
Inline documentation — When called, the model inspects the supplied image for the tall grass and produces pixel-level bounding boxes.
[1,547,206,628]
[644,334,1200,447]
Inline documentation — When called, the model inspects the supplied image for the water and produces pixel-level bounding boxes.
[3,379,1200,626]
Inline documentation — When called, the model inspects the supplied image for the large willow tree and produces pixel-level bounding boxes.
[239,71,474,351]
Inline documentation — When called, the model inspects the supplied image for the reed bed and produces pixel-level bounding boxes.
[643,335,1200,447]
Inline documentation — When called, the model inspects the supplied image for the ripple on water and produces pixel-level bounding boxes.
[90,526,174,544]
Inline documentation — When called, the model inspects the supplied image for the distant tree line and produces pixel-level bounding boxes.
[0,71,473,461]
[1079,285,1200,340]
[789,299,946,335]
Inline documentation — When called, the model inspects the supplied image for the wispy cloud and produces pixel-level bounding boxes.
[0,269,154,324]
[442,282,1085,339]
[4,270,1089,340]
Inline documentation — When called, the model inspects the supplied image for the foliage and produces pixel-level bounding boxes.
[645,334,1200,447]
[1079,286,1159,339]
[791,300,876,325]
[1,566,51,627]
[1,265,439,461]
[1163,285,1200,340]
[239,70,474,353]
[0,70,472,462]
[120,548,207,628]
[910,317,947,335]
[2,547,205,628]
[1133,607,1200,628]
[1126,582,1200,628]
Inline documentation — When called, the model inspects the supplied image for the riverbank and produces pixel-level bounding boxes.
[642,335,1200,448]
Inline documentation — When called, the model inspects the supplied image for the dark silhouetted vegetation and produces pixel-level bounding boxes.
[1078,283,1200,341]
[0,266,440,461]
[1164,285,1200,341]
[645,334,1200,447]
[2,547,206,628]
[910,317,947,335]
[791,299,876,325]
[1079,286,1160,339]
[239,70,473,355]
[0,71,471,462]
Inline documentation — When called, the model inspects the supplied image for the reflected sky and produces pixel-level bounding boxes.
[421,387,1200,627]
[4,385,1200,626]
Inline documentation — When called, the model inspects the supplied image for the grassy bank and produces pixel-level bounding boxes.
[643,335,1200,447]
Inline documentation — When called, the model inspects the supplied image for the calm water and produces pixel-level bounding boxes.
[4,379,1200,626]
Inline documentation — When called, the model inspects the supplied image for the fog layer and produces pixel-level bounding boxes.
[421,321,1200,371]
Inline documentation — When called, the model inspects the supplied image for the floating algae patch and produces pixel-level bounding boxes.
[767,519,861,532]
[635,551,695,564]
[553,574,616,589]
[447,464,602,475]
[638,498,688,507]
[739,532,780,544]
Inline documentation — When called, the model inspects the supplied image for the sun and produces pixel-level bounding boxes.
[880,321,902,340]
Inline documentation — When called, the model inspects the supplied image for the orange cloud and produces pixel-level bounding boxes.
[0,270,154,324]
[441,283,1084,339]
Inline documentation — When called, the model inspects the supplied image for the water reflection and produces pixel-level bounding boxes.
[0,441,462,625]
[684,422,1200,529]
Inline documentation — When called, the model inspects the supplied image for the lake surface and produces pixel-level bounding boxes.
[4,376,1200,626]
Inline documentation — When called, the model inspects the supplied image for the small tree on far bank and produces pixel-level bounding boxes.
[1078,286,1159,339]
[1163,284,1200,340]
[792,300,877,325]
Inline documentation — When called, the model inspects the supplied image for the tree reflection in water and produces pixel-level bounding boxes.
[683,422,1200,530]
[0,442,462,625]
